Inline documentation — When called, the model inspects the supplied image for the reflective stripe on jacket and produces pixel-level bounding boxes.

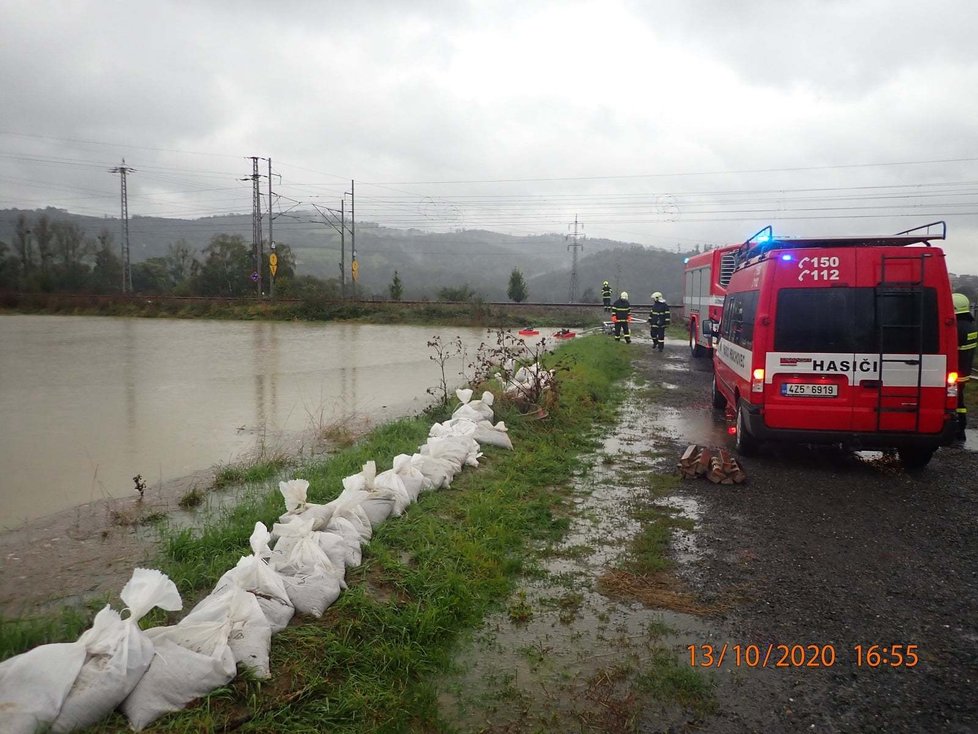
[649,301,670,327]
[611,299,630,322]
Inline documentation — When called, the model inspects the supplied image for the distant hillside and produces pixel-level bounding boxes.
[528,245,686,305]
[0,207,687,302]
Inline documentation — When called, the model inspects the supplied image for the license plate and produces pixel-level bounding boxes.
[781,383,838,397]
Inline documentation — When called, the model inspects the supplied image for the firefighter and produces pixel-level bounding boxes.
[953,293,977,440]
[611,291,631,343]
[648,291,670,352]
[601,280,612,312]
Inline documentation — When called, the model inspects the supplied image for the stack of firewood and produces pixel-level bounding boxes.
[677,445,747,484]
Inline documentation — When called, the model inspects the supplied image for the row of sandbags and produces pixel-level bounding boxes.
[0,388,514,733]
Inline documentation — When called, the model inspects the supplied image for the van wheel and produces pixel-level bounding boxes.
[689,322,706,357]
[898,446,934,470]
[735,401,759,456]
[711,375,727,409]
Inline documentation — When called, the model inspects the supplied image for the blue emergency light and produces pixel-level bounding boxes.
[780,253,793,261]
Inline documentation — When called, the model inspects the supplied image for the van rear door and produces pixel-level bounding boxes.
[850,250,946,434]
[763,249,859,431]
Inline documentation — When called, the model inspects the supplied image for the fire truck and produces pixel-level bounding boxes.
[683,244,739,357]
[712,222,959,469]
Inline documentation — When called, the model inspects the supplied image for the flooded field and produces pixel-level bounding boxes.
[0,315,495,525]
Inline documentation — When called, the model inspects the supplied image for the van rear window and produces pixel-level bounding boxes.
[774,287,939,353]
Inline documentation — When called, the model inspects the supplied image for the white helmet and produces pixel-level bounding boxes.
[651,291,664,302]
[620,291,628,299]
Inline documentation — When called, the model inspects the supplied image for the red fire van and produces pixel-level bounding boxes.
[712,222,959,468]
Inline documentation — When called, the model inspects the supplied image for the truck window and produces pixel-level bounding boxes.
[774,287,939,354]
[721,291,759,348]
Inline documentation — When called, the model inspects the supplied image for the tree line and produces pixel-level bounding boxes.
[0,212,338,298]
[0,213,535,303]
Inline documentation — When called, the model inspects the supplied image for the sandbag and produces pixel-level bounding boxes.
[392,453,426,500]
[410,452,458,489]
[472,420,514,450]
[216,522,294,633]
[423,434,481,469]
[269,518,343,617]
[452,388,495,423]
[121,593,237,731]
[277,478,334,529]
[271,520,350,588]
[51,568,182,732]
[323,515,365,567]
[0,642,86,734]
[373,467,412,517]
[342,465,397,528]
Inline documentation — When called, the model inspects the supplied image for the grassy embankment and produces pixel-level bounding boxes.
[0,292,600,328]
[0,335,709,732]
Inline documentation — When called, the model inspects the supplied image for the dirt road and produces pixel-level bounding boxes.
[636,337,978,733]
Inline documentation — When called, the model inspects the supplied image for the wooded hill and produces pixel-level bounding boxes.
[0,208,693,303]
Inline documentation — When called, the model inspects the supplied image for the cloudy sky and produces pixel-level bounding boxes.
[3,0,978,271]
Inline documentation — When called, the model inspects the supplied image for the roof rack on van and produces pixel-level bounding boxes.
[734,221,946,267]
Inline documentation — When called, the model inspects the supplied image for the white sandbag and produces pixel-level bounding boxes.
[277,478,334,529]
[270,518,343,617]
[271,521,349,589]
[452,388,495,423]
[222,587,272,679]
[343,465,396,528]
[52,568,183,732]
[323,515,364,567]
[0,642,86,734]
[429,417,477,439]
[216,523,294,633]
[315,529,359,574]
[121,593,237,731]
[472,420,514,450]
[392,453,426,500]
[330,504,373,544]
[423,434,481,468]
[410,452,457,490]
[374,467,412,516]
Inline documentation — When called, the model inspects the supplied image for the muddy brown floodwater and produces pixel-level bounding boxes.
[439,332,978,733]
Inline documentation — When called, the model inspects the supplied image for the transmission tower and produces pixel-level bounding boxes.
[566,214,584,302]
[244,157,264,295]
[110,160,135,292]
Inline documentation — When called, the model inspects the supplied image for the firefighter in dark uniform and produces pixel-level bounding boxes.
[648,291,670,352]
[601,281,612,312]
[611,291,631,343]
[953,293,977,440]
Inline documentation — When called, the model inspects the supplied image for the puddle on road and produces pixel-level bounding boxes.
[438,380,716,732]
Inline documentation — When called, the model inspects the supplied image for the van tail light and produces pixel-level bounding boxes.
[752,368,765,393]
[948,371,959,398]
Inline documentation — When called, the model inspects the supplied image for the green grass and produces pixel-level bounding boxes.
[0,334,633,733]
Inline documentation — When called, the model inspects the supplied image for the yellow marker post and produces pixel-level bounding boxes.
[269,252,278,277]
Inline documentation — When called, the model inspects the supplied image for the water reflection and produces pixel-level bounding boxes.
[0,315,490,525]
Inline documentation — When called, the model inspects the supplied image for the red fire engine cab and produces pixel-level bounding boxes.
[683,244,739,357]
[712,222,959,469]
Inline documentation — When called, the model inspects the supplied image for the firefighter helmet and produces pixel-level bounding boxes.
[603,280,609,286]
[620,291,628,300]
[953,292,971,315]
[651,291,664,302]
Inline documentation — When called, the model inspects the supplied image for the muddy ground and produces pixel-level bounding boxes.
[439,332,978,733]
[660,351,978,733]
[639,336,978,732]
